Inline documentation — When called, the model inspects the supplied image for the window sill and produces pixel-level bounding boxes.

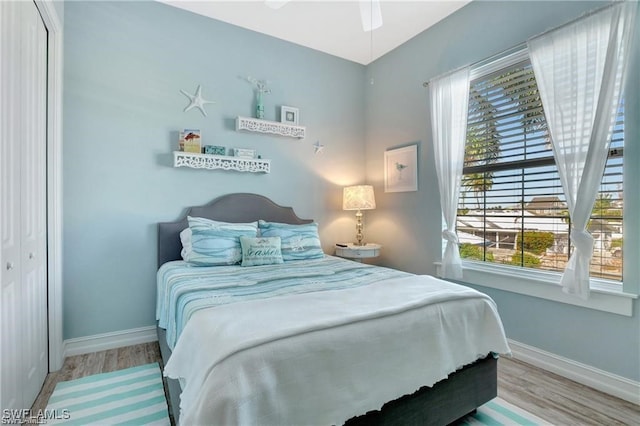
[434,261,636,316]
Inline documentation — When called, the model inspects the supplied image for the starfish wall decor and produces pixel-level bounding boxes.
[180,84,215,117]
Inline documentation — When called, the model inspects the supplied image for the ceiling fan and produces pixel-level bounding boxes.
[265,0,383,32]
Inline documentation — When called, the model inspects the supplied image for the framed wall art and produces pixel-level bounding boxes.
[384,145,418,192]
[280,106,299,125]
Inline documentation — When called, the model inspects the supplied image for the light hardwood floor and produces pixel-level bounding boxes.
[497,357,639,425]
[31,343,165,420]
[32,343,639,425]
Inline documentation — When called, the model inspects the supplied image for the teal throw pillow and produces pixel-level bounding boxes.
[183,216,258,266]
[258,221,324,261]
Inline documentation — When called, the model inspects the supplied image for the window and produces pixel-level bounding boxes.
[457,51,624,283]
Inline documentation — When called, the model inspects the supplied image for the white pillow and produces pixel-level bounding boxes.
[180,227,192,260]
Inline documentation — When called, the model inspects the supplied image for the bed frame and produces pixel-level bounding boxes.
[157,193,497,425]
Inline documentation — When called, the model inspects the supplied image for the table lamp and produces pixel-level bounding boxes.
[343,185,376,246]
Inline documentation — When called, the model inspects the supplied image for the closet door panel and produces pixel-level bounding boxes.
[1,0,48,410]
[0,0,25,411]
[20,0,49,406]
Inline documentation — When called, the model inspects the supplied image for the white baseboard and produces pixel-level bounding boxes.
[63,325,158,358]
[508,339,640,405]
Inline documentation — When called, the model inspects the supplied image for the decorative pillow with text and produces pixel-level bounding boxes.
[240,236,284,267]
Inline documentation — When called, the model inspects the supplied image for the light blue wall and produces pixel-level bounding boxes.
[63,1,366,339]
[364,0,640,381]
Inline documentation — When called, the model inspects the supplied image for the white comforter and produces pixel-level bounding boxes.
[164,274,511,426]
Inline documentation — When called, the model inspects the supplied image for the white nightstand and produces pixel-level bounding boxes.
[334,243,381,261]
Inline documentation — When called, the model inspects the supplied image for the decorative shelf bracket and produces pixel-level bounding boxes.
[173,151,271,173]
[235,116,306,139]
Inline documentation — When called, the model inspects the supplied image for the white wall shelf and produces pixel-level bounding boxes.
[173,151,270,173]
[235,116,306,139]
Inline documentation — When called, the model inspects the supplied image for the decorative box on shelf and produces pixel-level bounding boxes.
[235,116,306,139]
[173,151,270,173]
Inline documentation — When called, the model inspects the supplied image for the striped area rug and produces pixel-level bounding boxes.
[463,397,551,425]
[46,363,170,425]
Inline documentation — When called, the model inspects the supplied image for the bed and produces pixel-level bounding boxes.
[156,193,510,425]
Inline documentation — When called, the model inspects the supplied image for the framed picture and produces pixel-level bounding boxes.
[180,129,202,153]
[281,106,299,125]
[384,145,418,192]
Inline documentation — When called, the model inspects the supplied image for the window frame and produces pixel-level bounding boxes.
[439,47,637,315]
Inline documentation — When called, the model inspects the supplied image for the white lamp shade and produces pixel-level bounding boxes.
[343,185,376,210]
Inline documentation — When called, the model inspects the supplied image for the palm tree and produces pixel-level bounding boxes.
[463,85,501,209]
[462,63,544,210]
[501,64,549,144]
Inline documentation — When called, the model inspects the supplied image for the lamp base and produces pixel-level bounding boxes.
[354,210,365,246]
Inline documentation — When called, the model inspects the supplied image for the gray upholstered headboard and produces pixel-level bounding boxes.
[157,193,313,268]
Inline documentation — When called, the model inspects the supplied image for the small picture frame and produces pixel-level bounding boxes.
[281,106,299,125]
[384,145,418,192]
[233,148,256,159]
[204,145,226,156]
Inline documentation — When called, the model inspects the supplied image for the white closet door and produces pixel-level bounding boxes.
[20,0,48,406]
[0,0,48,410]
[0,0,25,411]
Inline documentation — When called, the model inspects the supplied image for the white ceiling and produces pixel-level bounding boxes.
[158,1,471,65]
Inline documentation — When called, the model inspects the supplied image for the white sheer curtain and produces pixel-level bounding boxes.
[429,67,471,279]
[528,2,636,298]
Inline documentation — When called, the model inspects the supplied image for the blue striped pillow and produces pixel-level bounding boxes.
[258,221,324,261]
[182,216,258,266]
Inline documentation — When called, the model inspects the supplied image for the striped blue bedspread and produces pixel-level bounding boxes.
[156,256,411,349]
